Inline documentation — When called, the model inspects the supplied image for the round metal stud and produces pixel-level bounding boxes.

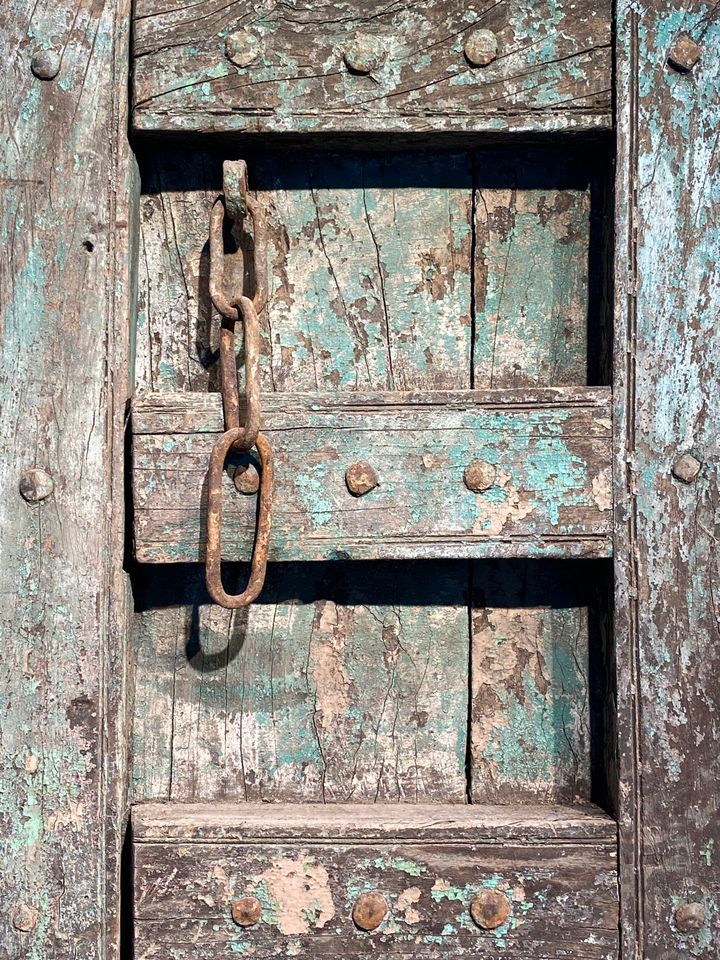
[225,30,260,68]
[231,896,262,927]
[469,889,511,930]
[674,901,705,933]
[233,463,261,494]
[345,461,379,496]
[463,28,498,67]
[352,891,388,931]
[343,35,386,74]
[464,460,496,493]
[31,48,61,80]
[19,467,54,503]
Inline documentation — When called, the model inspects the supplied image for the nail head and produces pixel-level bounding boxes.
[345,461,379,496]
[343,35,386,74]
[11,903,38,932]
[672,453,702,484]
[675,901,705,932]
[469,889,511,930]
[352,891,388,931]
[19,467,54,503]
[464,460,497,493]
[231,896,262,927]
[233,463,260,495]
[668,34,701,72]
[225,30,260,68]
[463,28,498,67]
[31,48,61,80]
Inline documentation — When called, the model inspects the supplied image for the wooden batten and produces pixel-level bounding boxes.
[131,0,611,135]
[131,387,613,563]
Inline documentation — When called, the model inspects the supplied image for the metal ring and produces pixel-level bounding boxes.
[205,429,274,608]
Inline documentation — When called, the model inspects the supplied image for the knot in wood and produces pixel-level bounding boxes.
[19,467,54,503]
[463,29,498,67]
[225,30,260,69]
[464,459,496,493]
[345,461,379,496]
[231,896,262,927]
[674,901,705,932]
[469,889,511,930]
[343,35,386,75]
[352,891,388,931]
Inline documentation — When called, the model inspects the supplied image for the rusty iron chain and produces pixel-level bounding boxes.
[205,161,273,609]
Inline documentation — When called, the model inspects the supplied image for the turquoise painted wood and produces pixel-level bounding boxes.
[0,0,135,957]
[130,0,612,135]
[131,388,612,563]
[615,3,720,956]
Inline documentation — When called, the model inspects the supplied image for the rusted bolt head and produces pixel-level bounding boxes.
[19,467,54,503]
[464,29,498,67]
[233,463,260,495]
[11,903,38,932]
[352,891,388,931]
[672,453,702,484]
[31,48,61,80]
[225,30,260,68]
[674,901,705,932]
[231,896,262,927]
[345,461,379,496]
[470,889,511,930]
[343,35,386,74]
[464,460,497,493]
[668,34,701,73]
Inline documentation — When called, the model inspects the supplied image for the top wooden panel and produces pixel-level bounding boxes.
[132,0,611,135]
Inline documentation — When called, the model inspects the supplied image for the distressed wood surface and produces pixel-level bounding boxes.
[132,562,470,803]
[132,804,618,960]
[615,3,720,957]
[131,143,607,808]
[135,148,602,396]
[131,0,611,135]
[470,561,610,805]
[0,0,135,957]
[132,388,612,563]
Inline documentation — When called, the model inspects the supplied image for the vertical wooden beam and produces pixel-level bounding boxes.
[0,1,135,957]
[615,3,720,956]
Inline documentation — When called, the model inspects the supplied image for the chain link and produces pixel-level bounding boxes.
[205,163,273,608]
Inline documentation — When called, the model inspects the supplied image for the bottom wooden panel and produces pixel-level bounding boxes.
[133,804,619,959]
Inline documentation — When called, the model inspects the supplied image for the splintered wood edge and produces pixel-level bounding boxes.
[132,802,617,844]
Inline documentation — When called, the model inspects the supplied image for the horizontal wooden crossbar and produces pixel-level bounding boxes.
[131,387,612,563]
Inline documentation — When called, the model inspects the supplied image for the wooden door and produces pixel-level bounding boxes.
[2,3,718,960]
[128,4,618,956]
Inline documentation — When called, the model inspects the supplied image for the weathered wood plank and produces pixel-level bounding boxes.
[131,0,611,134]
[470,561,610,804]
[615,3,720,956]
[132,562,469,803]
[474,166,592,387]
[0,0,135,957]
[132,801,618,842]
[131,388,613,562]
[132,805,618,960]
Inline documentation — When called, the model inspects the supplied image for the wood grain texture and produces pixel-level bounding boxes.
[470,561,609,805]
[132,804,618,960]
[131,388,613,563]
[615,3,720,957]
[131,144,608,808]
[0,0,135,957]
[131,0,611,134]
[132,562,469,803]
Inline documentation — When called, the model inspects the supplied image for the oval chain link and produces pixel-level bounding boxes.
[205,163,273,608]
